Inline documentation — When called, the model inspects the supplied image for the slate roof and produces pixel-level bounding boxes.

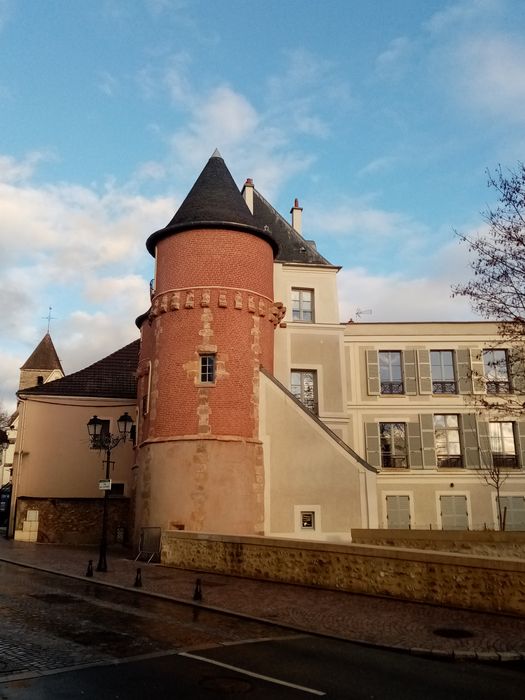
[252,189,336,267]
[21,333,64,373]
[146,151,278,256]
[19,340,140,400]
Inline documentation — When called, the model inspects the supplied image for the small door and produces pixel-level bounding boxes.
[499,496,525,531]
[440,495,468,530]
[386,495,411,529]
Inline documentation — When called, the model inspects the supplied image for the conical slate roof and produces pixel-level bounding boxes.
[19,340,139,399]
[146,151,278,256]
[21,333,64,373]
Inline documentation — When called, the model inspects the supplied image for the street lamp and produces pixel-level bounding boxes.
[86,412,134,572]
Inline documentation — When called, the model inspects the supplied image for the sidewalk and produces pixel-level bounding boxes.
[1,538,524,663]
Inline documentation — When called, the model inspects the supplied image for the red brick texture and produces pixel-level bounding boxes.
[138,227,276,441]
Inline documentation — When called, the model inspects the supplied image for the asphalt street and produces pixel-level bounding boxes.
[0,562,524,698]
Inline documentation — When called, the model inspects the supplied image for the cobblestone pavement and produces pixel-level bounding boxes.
[1,539,524,662]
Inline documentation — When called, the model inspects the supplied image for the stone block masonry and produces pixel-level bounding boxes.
[161,530,525,616]
[15,497,130,545]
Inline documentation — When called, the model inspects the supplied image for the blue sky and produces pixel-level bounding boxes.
[1,0,524,410]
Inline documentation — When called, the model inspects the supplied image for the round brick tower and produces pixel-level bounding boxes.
[134,151,281,537]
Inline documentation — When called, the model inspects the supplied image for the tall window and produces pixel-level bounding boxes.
[291,288,314,322]
[434,414,462,467]
[489,422,517,468]
[379,351,403,394]
[380,423,408,468]
[483,349,510,393]
[200,354,216,384]
[291,370,318,414]
[430,350,457,394]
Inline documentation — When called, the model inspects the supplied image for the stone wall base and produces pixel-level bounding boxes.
[14,497,130,545]
[351,529,525,560]
[161,530,525,616]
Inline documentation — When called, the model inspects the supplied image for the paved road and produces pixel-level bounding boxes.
[1,562,524,698]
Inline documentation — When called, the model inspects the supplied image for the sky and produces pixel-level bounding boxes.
[1,0,524,411]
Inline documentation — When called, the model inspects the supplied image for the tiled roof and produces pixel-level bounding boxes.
[252,189,335,267]
[146,151,278,256]
[20,340,140,399]
[21,333,64,372]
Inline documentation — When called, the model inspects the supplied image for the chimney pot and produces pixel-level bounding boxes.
[243,178,254,213]
[290,198,303,234]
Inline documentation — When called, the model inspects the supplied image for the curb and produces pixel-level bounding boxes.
[1,556,524,664]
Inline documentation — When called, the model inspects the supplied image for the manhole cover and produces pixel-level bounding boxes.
[30,593,78,604]
[200,676,252,693]
[433,628,475,639]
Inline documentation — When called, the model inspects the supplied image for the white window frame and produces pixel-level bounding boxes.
[291,288,314,323]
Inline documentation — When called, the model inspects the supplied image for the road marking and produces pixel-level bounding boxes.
[180,651,326,696]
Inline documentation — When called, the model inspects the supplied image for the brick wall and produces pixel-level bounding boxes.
[161,531,525,616]
[15,497,130,545]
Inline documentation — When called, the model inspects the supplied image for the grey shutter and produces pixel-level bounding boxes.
[386,495,411,529]
[476,418,491,470]
[509,348,525,394]
[366,350,380,395]
[418,349,432,394]
[365,423,381,468]
[404,349,417,395]
[516,420,525,469]
[420,414,436,468]
[456,348,472,394]
[499,496,525,530]
[407,421,422,468]
[470,349,485,394]
[440,495,468,530]
[462,414,481,468]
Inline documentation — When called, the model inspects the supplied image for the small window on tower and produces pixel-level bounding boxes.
[37,376,44,385]
[200,354,216,384]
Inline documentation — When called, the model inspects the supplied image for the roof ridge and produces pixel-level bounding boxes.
[253,188,334,267]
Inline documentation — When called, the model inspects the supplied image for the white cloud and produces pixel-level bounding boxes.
[375,37,413,78]
[0,151,53,184]
[425,0,503,33]
[308,198,425,240]
[97,70,118,97]
[453,34,525,120]
[338,237,478,323]
[0,152,176,409]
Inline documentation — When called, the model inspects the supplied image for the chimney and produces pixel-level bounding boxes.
[290,198,303,235]
[243,178,254,213]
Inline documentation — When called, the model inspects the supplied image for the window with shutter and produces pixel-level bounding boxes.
[379,351,404,394]
[498,496,525,531]
[380,423,408,468]
[434,415,462,467]
[440,495,468,530]
[430,351,457,394]
[386,495,411,529]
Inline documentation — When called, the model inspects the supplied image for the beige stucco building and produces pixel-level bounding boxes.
[9,154,525,545]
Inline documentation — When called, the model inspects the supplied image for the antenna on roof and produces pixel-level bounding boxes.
[355,308,372,320]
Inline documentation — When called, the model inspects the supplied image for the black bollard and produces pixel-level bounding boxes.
[86,560,94,577]
[134,568,142,588]
[193,577,202,602]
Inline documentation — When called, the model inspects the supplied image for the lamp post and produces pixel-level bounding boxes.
[86,412,133,572]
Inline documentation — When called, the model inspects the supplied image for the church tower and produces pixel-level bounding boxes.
[19,333,64,391]
[134,151,281,536]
